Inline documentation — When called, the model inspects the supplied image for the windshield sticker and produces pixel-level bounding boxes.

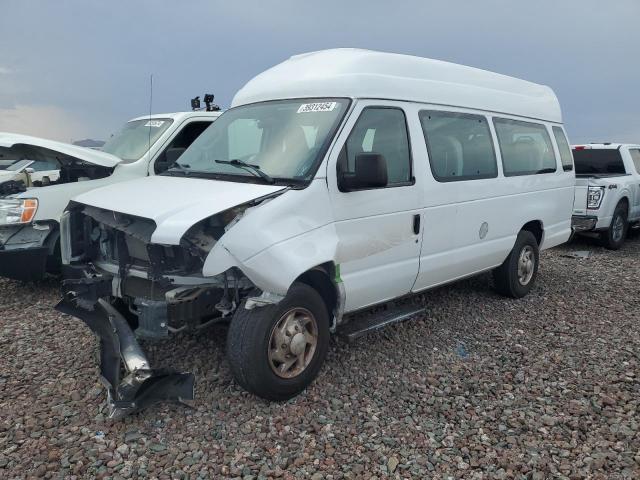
[144,120,165,128]
[297,102,337,113]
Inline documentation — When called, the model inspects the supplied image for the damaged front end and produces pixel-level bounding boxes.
[58,202,256,418]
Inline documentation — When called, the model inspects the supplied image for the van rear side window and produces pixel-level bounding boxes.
[493,118,557,176]
[419,111,497,182]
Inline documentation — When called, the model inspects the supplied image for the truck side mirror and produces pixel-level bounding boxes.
[338,153,388,191]
[24,167,35,174]
[165,147,186,166]
[155,147,186,173]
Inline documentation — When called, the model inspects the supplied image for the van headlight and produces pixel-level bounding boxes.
[0,198,38,225]
[587,187,604,209]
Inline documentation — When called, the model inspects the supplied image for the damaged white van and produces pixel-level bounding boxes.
[0,110,220,280]
[57,49,574,418]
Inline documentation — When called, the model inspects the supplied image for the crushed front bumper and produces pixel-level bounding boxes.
[0,224,55,281]
[571,215,598,232]
[0,246,49,281]
[56,295,195,420]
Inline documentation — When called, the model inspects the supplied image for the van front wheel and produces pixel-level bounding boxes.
[226,283,330,400]
[492,230,539,298]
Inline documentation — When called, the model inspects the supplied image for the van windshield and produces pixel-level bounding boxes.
[169,99,349,183]
[572,148,626,175]
[102,118,173,163]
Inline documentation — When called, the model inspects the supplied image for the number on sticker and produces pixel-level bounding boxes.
[297,102,337,113]
[144,120,165,128]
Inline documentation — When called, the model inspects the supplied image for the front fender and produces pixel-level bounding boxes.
[204,223,339,295]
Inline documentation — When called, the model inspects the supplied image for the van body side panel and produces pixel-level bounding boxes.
[412,112,573,292]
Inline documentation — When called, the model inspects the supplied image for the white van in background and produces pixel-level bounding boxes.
[58,49,575,418]
[0,110,221,280]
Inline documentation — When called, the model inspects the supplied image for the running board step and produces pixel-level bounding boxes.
[338,304,426,343]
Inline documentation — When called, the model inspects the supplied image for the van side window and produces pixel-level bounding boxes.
[630,149,640,174]
[552,126,573,171]
[419,111,497,182]
[339,107,412,186]
[493,118,557,176]
[154,121,212,174]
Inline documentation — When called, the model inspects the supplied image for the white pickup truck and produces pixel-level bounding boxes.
[572,143,640,249]
[0,110,220,280]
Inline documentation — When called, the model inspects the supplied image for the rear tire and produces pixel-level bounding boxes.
[493,230,539,298]
[226,283,330,400]
[602,202,628,250]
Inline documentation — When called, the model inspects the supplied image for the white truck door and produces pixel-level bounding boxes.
[627,148,640,220]
[326,102,422,312]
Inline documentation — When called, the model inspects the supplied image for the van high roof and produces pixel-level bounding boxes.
[232,48,562,123]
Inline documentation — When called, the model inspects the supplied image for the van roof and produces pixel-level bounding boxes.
[232,48,562,123]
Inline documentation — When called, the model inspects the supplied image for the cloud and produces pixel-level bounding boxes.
[0,105,97,142]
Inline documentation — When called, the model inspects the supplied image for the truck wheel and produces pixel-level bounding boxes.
[602,202,628,250]
[226,283,330,400]
[492,230,539,298]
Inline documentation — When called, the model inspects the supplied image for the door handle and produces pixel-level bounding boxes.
[413,214,421,235]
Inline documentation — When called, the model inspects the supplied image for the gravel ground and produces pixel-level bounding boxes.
[1,235,639,479]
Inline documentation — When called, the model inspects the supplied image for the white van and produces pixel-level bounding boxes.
[58,49,574,418]
[0,110,220,280]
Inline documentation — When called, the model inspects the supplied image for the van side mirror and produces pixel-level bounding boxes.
[338,153,388,191]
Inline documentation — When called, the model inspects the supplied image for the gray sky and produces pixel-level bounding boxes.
[0,0,638,144]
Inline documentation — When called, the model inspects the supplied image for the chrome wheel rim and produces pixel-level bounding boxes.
[517,245,535,285]
[612,214,625,242]
[268,307,318,379]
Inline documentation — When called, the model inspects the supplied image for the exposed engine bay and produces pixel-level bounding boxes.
[61,201,257,337]
[57,198,272,418]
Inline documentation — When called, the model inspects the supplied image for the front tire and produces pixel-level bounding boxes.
[226,283,330,400]
[602,202,628,250]
[493,230,539,298]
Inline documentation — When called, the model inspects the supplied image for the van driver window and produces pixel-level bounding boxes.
[493,118,557,176]
[419,111,497,182]
[339,107,412,185]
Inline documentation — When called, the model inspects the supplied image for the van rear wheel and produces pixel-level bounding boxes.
[226,283,330,400]
[493,230,539,298]
[602,202,628,250]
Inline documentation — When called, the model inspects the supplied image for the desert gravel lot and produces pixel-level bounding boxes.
[1,235,639,479]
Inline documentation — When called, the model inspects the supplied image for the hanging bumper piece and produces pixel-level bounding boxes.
[55,297,195,420]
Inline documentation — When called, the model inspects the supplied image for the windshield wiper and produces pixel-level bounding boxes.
[215,159,275,184]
